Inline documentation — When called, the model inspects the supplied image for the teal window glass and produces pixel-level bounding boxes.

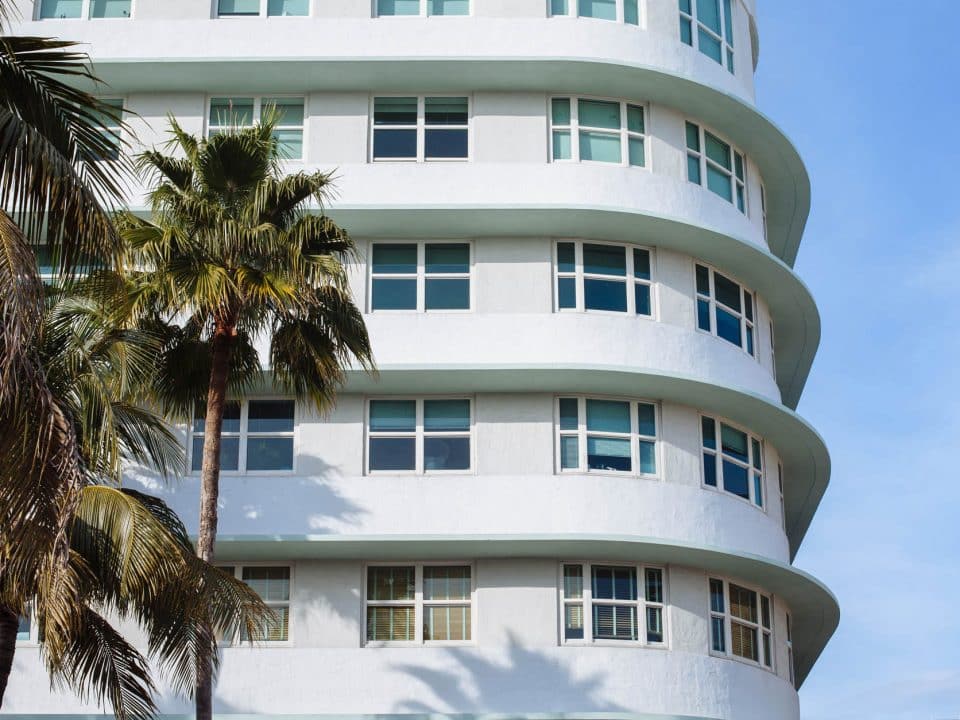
[637,403,656,436]
[698,27,722,62]
[246,438,293,471]
[697,0,721,34]
[424,400,470,432]
[262,98,304,159]
[373,244,417,274]
[425,243,469,274]
[578,0,615,20]
[378,0,420,14]
[709,578,726,652]
[39,0,82,18]
[423,400,471,471]
[424,243,470,310]
[695,263,710,294]
[368,400,416,471]
[553,131,572,160]
[583,244,625,277]
[703,452,717,486]
[579,131,621,163]
[751,438,762,471]
[17,613,30,642]
[722,0,733,42]
[635,284,651,316]
[587,441,630,471]
[551,99,573,160]
[578,99,620,129]
[626,105,644,134]
[586,400,632,472]
[639,441,656,474]
[704,132,731,170]
[552,98,572,125]
[722,459,749,499]
[645,569,664,642]
[558,278,576,309]
[218,0,260,15]
[593,565,637,601]
[687,155,702,184]
[707,165,733,201]
[425,280,468,309]
[209,97,254,130]
[369,438,415,470]
[89,0,131,17]
[428,0,469,14]
[370,400,416,432]
[587,399,630,434]
[753,473,763,508]
[372,280,416,310]
[557,243,576,273]
[268,0,309,14]
[628,137,645,167]
[373,97,418,159]
[697,299,712,331]
[248,400,294,433]
[592,566,638,640]
[92,98,123,161]
[556,242,577,309]
[721,424,748,463]
[701,416,716,449]
[551,0,568,13]
[191,402,240,472]
[424,97,468,159]
[680,16,693,44]
[715,273,741,309]
[560,435,579,469]
[624,0,639,25]
[371,244,417,310]
[633,249,651,280]
[559,398,579,431]
[583,244,627,312]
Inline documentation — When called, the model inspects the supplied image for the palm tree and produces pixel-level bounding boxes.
[0,279,274,717]
[120,116,375,720]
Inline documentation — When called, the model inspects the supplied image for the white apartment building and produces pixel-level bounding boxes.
[5,1,837,719]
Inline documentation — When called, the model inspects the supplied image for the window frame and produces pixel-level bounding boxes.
[548,0,641,25]
[708,576,775,671]
[558,561,667,647]
[15,605,38,646]
[699,413,765,509]
[205,94,307,161]
[188,398,298,477]
[549,96,649,168]
[555,395,660,478]
[367,239,474,313]
[36,0,134,19]
[365,397,475,475]
[685,121,747,213]
[369,94,472,163]
[363,561,476,647]
[679,0,736,73]
[373,0,472,17]
[694,262,757,357]
[553,240,656,317]
[214,0,311,17]
[219,563,294,646]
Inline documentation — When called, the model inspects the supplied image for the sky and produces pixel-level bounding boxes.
[754,2,960,718]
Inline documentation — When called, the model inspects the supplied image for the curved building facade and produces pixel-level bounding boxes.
[6,2,837,719]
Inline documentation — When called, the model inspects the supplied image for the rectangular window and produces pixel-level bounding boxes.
[367,398,472,473]
[207,96,305,160]
[218,0,308,16]
[679,0,735,73]
[695,263,756,355]
[560,563,665,645]
[366,564,473,644]
[220,565,291,642]
[550,0,638,24]
[16,608,32,643]
[191,400,295,474]
[778,462,786,530]
[556,397,658,476]
[92,98,123,162]
[709,578,773,668]
[369,241,471,312]
[554,241,653,316]
[550,97,646,167]
[701,415,764,508]
[38,0,132,18]
[786,612,795,686]
[376,0,469,15]
[372,96,469,161]
[685,122,746,212]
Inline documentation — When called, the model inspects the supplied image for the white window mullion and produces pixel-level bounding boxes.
[416,97,426,161]
[416,242,426,312]
[415,399,425,475]
[414,564,424,642]
[583,564,593,641]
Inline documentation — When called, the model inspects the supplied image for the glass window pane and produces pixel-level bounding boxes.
[557,242,576,273]
[592,566,636,600]
[564,604,584,639]
[369,400,416,432]
[262,98,304,126]
[697,0,721,32]
[423,399,470,431]
[242,566,290,601]
[587,436,631,471]
[192,401,241,434]
[709,579,725,613]
[368,566,415,601]
[17,613,30,641]
[707,165,733,201]
[698,28,723,62]
[637,403,656,436]
[753,473,763,507]
[374,129,417,159]
[583,244,626,277]
[552,130,572,160]
[39,0,82,17]
[369,437,416,471]
[246,437,294,471]
[423,566,471,600]
[191,436,239,472]
[559,398,579,430]
[703,452,717,486]
[377,0,420,15]
[751,438,762,470]
[425,97,468,124]
[721,423,748,461]
[564,564,584,597]
[425,244,469,273]
[704,132,731,170]
[551,0,568,14]
[593,605,637,640]
[731,621,758,660]
[552,98,571,125]
[624,0,639,24]
[586,399,630,433]
[273,129,303,160]
[711,615,726,652]
[267,0,309,14]
[646,606,663,642]
[645,569,663,603]
[743,291,754,321]
[578,0,616,20]
[735,152,745,181]
[428,0,469,15]
[722,459,750,499]
[729,584,757,622]
[714,272,742,311]
[560,435,580,469]
[695,264,711,294]
[248,400,294,433]
[424,605,471,640]
[374,97,418,125]
[372,244,417,274]
[558,277,577,309]
[635,284,652,316]
[697,298,712,331]
[716,307,742,346]
[209,98,254,128]
[701,416,716,449]
[579,131,621,163]
[723,0,733,42]
[639,440,656,474]
[628,137,645,167]
[424,436,470,470]
[585,279,627,312]
[367,606,415,641]
[626,105,644,134]
[679,0,692,13]
[372,278,417,310]
[219,0,260,14]
[578,99,620,129]
[685,122,701,151]
[633,248,651,280]
[425,279,469,309]
[425,129,468,159]
[687,154,702,184]
[760,595,771,629]
[680,16,693,44]
[89,0,131,17]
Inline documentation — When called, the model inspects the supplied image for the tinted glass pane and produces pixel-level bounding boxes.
[583,244,625,276]
[698,27,723,62]
[551,0,568,13]
[586,399,630,433]
[704,132,730,170]
[709,580,725,612]
[716,307,742,346]
[635,284,652,316]
[695,264,710,294]
[560,435,579,469]
[579,131,621,163]
[628,137,645,167]
[646,606,663,642]
[721,423,748,461]
[729,584,757,622]
[242,566,290,601]
[424,436,470,470]
[626,105,644,133]
[428,0,469,15]
[753,473,763,507]
[423,399,470,431]
[707,165,733,201]
[425,244,469,273]
[273,129,303,160]
[90,0,131,17]
[191,436,239,472]
[731,621,758,660]
[593,605,637,640]
[637,403,656,436]
[564,565,584,597]
[367,606,415,641]
[17,614,30,641]
[697,298,712,331]
[209,98,254,127]
[267,0,309,14]
[262,98,304,126]
[645,568,663,603]
[424,606,471,640]
[687,154,702,184]
[703,452,717,486]
[372,278,416,310]
[587,436,631,471]
[639,440,656,474]
[372,244,417,274]
[564,604,584,639]
[558,277,576,309]
[219,0,259,13]
[701,416,716,448]
[551,98,572,125]
[735,151,745,181]
[743,291,754,321]
[248,400,294,433]
[373,129,417,159]
[369,437,416,471]
[425,97,468,124]
[425,129,468,159]
[679,0,692,13]
[425,279,469,309]
[624,0,638,24]
[585,279,627,312]
[723,0,733,41]
[557,242,576,273]
[40,0,82,17]
[680,16,693,44]
[552,130,572,160]
[633,249,651,280]
[751,438,762,470]
[193,401,240,433]
[761,595,771,629]
[423,566,471,600]
[714,272,742,311]
[578,0,616,20]
[377,0,419,14]
[685,122,701,151]
[246,437,294,471]
[374,97,417,124]
[559,398,579,430]
[592,566,636,600]
[369,400,416,432]
[711,616,726,652]
[722,459,750,499]
[697,0,721,33]
[368,566,415,601]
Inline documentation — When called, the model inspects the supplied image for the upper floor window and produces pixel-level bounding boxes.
[217,0,308,15]
[16,608,33,643]
[555,241,653,315]
[556,397,658,475]
[786,612,795,686]
[551,98,646,167]
[550,0,639,25]
[701,415,764,508]
[679,0,735,73]
[686,122,746,213]
[92,98,123,162]
[191,400,295,474]
[376,0,468,15]
[220,565,291,642]
[365,564,473,644]
[709,578,774,669]
[561,563,665,644]
[38,0,131,18]
[369,242,471,312]
[208,96,305,160]
[695,263,755,355]
[372,96,469,162]
[367,398,472,473]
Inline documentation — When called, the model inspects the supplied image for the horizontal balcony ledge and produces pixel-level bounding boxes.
[207,532,838,688]
[0,714,727,720]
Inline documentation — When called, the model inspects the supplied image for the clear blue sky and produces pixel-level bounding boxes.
[755,2,960,718]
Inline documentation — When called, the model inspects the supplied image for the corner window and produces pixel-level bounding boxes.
[550,0,639,25]
[220,565,291,642]
[709,578,773,669]
[207,96,305,160]
[695,263,756,355]
[38,0,132,18]
[556,397,658,475]
[92,98,123,162]
[686,122,746,212]
[369,242,471,311]
[701,415,764,508]
[679,0,735,73]
[561,563,665,644]
[376,0,469,16]
[367,398,472,473]
[551,98,646,166]
[217,0,308,16]
[372,96,469,161]
[365,564,473,644]
[786,612,795,686]
[190,400,296,474]
[555,241,653,315]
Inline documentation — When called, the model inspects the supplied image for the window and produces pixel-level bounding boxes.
[207,96,305,160]
[372,96,469,161]
[16,608,33,643]
[551,98,646,166]
[701,415,763,507]
[555,241,653,315]
[561,563,665,644]
[786,612,795,686]
[88,98,123,162]
[190,400,295,474]
[760,184,768,241]
[550,0,639,24]
[369,242,471,311]
[365,564,473,644]
[556,397,658,475]
[367,398,472,473]
[777,462,786,528]
[220,565,291,642]
[217,0,308,16]
[686,122,746,212]
[38,0,131,18]
[376,0,468,15]
[679,0,735,73]
[695,263,756,355]
[709,578,773,668]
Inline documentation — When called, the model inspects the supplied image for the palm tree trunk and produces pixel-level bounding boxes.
[0,604,19,708]
[195,326,235,720]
